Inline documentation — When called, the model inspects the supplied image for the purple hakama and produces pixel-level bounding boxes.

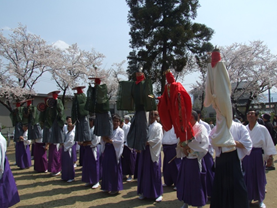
[82,145,100,185]
[203,152,215,197]
[121,145,137,176]
[243,147,266,202]
[72,142,77,163]
[101,143,123,192]
[16,141,31,169]
[0,156,20,208]
[61,146,75,181]
[79,145,85,166]
[31,143,35,157]
[134,151,140,179]
[162,144,181,186]
[34,143,48,172]
[48,144,61,174]
[137,145,163,199]
[176,157,207,207]
[98,144,103,180]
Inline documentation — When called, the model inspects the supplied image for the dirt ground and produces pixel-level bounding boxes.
[7,142,277,208]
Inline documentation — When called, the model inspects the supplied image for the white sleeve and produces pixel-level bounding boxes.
[148,124,163,163]
[112,129,124,163]
[262,127,277,161]
[237,125,252,160]
[23,131,31,145]
[0,136,7,179]
[91,135,101,147]
[64,133,75,152]
[188,126,209,159]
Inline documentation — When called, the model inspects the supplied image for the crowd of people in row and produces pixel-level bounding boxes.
[1,107,276,208]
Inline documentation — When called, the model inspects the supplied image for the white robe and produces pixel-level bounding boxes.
[147,121,163,163]
[162,126,178,145]
[0,132,7,179]
[176,122,209,171]
[204,61,236,152]
[35,129,44,143]
[64,130,75,157]
[213,121,252,161]
[246,122,277,161]
[199,120,214,156]
[89,126,101,161]
[199,119,211,135]
[22,130,31,146]
[101,126,124,163]
[122,123,130,144]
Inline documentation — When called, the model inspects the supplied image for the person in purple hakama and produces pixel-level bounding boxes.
[195,110,214,198]
[202,134,215,199]
[243,109,277,208]
[63,116,77,168]
[121,115,137,182]
[17,124,32,169]
[45,91,65,176]
[82,117,101,189]
[48,143,61,176]
[121,145,137,181]
[71,142,77,167]
[34,129,48,172]
[133,151,140,179]
[176,111,209,208]
[78,145,85,166]
[202,151,214,198]
[162,126,181,190]
[61,123,75,182]
[137,111,163,202]
[0,127,20,208]
[101,114,124,195]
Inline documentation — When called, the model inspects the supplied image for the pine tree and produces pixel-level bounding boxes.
[126,0,214,93]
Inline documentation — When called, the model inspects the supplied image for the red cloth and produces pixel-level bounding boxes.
[95,78,101,85]
[166,71,175,84]
[211,51,221,68]
[52,92,58,100]
[16,103,20,107]
[27,100,32,106]
[76,87,83,94]
[135,74,145,84]
[158,72,194,144]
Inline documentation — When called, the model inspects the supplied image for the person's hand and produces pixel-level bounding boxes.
[235,141,245,149]
[102,137,112,143]
[182,145,191,156]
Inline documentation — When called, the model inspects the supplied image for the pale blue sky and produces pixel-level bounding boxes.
[1,0,276,93]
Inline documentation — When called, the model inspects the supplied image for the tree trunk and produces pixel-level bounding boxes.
[160,73,166,94]
[61,87,68,108]
[244,92,255,119]
[0,100,12,113]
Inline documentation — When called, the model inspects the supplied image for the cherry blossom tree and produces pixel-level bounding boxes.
[191,40,277,119]
[49,43,105,104]
[103,60,128,102]
[222,40,277,119]
[190,51,211,112]
[0,24,54,112]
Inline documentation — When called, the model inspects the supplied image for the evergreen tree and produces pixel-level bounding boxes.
[126,0,214,93]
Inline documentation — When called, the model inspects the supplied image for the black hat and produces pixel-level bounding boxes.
[263,113,271,121]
